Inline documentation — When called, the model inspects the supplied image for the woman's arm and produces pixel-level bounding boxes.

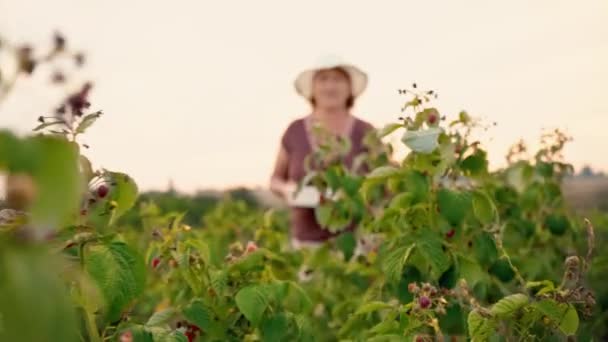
[269,145,296,200]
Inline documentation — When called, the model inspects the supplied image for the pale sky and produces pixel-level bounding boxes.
[1,0,607,192]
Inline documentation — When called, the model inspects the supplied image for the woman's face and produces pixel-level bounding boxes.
[311,68,352,110]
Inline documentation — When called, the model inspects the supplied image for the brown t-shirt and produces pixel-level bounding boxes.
[277,116,374,242]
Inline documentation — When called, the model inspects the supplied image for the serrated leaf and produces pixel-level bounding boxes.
[378,123,403,138]
[146,308,176,327]
[0,245,79,342]
[467,310,496,342]
[559,305,579,336]
[369,319,399,334]
[368,166,400,179]
[389,193,414,209]
[260,313,289,342]
[490,294,528,318]
[526,280,555,295]
[417,229,450,277]
[128,325,154,342]
[107,172,138,221]
[85,241,146,322]
[314,204,333,227]
[335,231,357,261]
[401,127,442,154]
[369,335,405,342]
[284,281,312,313]
[182,299,214,332]
[75,111,102,134]
[355,301,393,315]
[461,150,488,176]
[472,191,497,224]
[0,132,82,228]
[533,299,565,322]
[147,327,187,342]
[235,285,269,326]
[473,232,498,268]
[209,269,228,295]
[403,170,429,203]
[32,120,66,132]
[382,244,415,283]
[437,189,471,225]
[533,300,578,335]
[80,155,94,182]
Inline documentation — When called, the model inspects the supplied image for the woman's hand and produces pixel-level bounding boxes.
[270,177,296,201]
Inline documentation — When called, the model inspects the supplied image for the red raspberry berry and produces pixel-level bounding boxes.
[151,257,161,269]
[419,296,431,309]
[97,184,109,198]
[120,330,133,342]
[446,229,455,238]
[245,241,258,253]
[428,113,437,125]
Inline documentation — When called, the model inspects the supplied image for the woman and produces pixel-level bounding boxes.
[270,56,375,249]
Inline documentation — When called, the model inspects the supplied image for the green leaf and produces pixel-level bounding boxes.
[532,299,564,322]
[284,281,313,313]
[107,172,138,221]
[146,308,176,327]
[473,232,498,268]
[314,204,333,227]
[341,175,363,197]
[460,150,488,176]
[85,241,146,321]
[401,127,442,154]
[526,280,555,295]
[355,301,393,315]
[75,111,102,135]
[367,334,405,342]
[182,299,214,332]
[438,263,459,289]
[403,170,429,203]
[163,331,188,342]
[80,155,94,182]
[389,193,413,209]
[377,123,403,138]
[325,166,341,190]
[260,313,289,342]
[235,285,269,326]
[437,189,471,225]
[490,294,528,318]
[417,229,450,277]
[382,244,415,283]
[32,120,66,132]
[369,319,399,334]
[0,132,82,228]
[128,325,154,342]
[229,250,265,273]
[209,269,228,295]
[467,310,496,342]
[559,305,579,336]
[0,245,79,342]
[489,258,515,283]
[368,166,400,179]
[472,191,497,224]
[457,254,484,285]
[335,231,357,260]
[533,300,578,335]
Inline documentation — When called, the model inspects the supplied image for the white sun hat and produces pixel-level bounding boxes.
[294,55,368,99]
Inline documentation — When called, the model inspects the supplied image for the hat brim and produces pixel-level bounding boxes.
[294,64,368,99]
